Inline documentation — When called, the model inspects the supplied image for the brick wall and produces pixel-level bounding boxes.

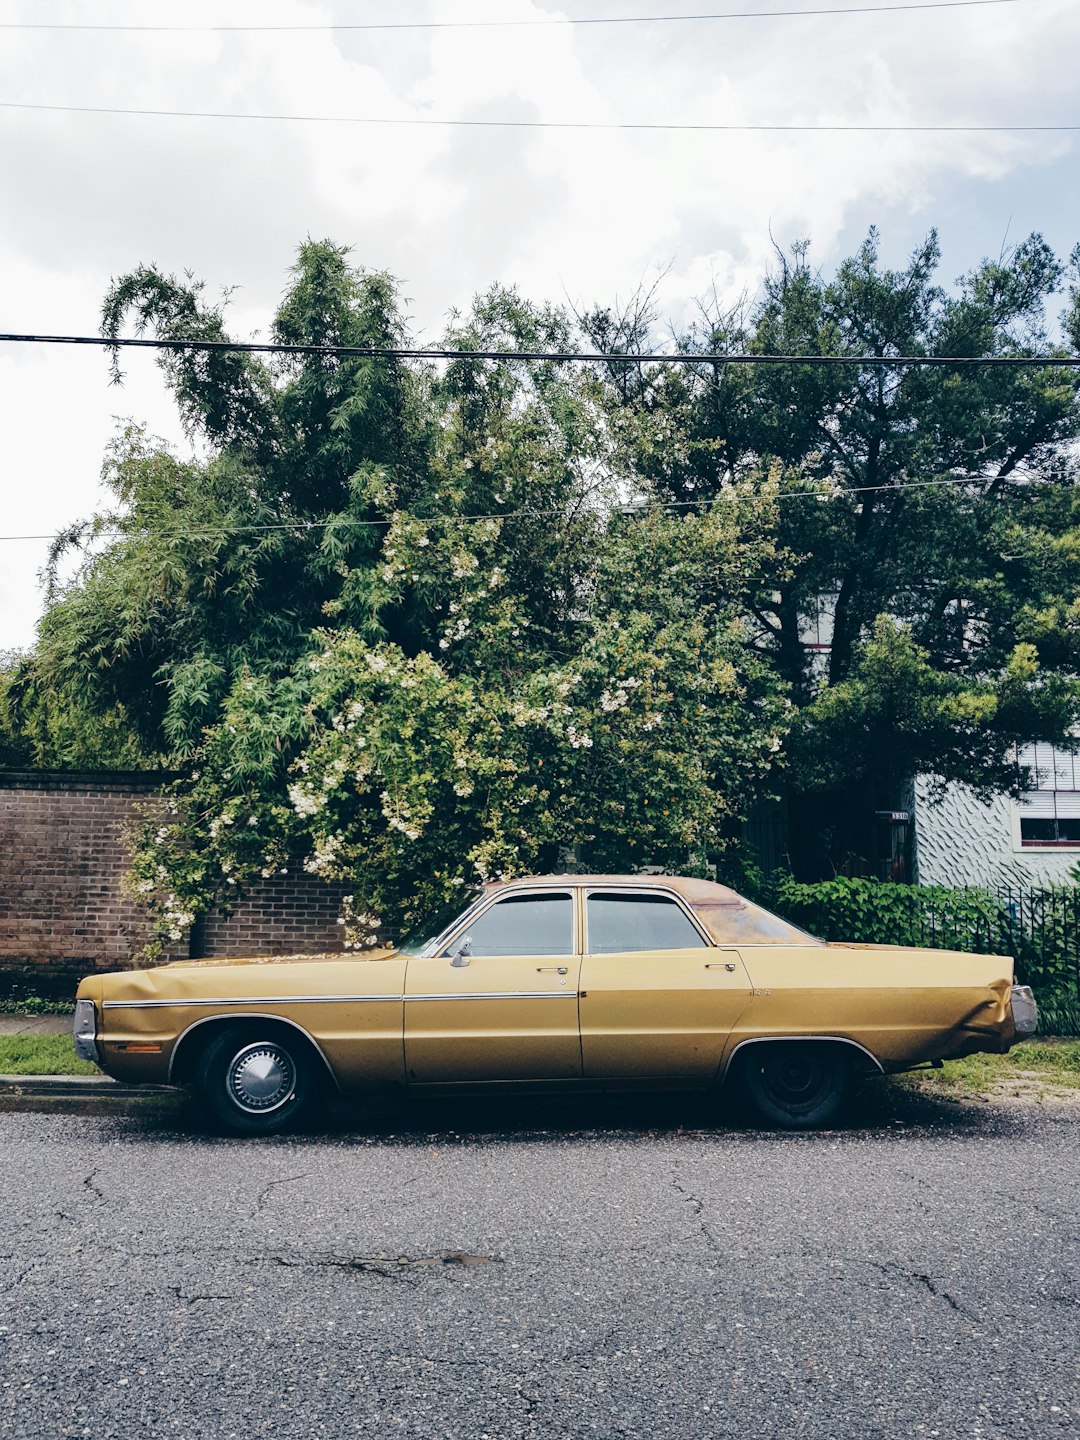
[193,861,350,958]
[0,771,346,993]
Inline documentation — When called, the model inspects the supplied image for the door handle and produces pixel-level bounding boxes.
[537,966,569,975]
[705,963,737,972]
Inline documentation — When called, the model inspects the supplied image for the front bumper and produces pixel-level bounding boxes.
[72,999,100,1064]
[1010,984,1038,1041]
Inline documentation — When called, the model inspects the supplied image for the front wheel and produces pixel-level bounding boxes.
[194,1025,313,1136]
[739,1042,853,1129]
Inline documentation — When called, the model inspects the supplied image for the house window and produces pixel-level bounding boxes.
[1017,743,1080,847]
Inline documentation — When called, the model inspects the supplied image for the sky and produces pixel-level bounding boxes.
[1,0,1078,651]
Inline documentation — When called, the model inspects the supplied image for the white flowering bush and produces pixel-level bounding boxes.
[130,494,789,951]
[56,257,791,953]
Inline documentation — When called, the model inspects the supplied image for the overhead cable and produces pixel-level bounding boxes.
[0,1,1028,32]
[0,473,1066,545]
[0,99,1073,134]
[1,333,1078,367]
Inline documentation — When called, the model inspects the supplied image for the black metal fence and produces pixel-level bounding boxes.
[769,879,1080,998]
[992,886,1080,982]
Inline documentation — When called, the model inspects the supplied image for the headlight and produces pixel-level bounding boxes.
[72,999,100,1064]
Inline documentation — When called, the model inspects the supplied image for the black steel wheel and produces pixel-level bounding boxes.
[194,1024,313,1136]
[740,1042,853,1129]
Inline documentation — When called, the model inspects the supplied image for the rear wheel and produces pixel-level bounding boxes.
[194,1025,313,1136]
[739,1042,853,1129]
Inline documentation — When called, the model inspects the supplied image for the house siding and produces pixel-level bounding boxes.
[912,775,1079,890]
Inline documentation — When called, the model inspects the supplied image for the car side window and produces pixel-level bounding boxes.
[587,893,707,953]
[451,893,574,957]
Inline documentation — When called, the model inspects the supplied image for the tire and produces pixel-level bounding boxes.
[193,1024,313,1136]
[739,1042,853,1129]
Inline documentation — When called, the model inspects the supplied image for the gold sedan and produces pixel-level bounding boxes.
[72,874,1037,1134]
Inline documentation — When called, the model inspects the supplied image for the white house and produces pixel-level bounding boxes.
[912,743,1080,890]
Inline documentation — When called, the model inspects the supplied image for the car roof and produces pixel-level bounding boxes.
[482,874,746,907]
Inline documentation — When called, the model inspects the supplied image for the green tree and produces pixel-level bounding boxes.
[12,243,788,945]
[587,230,1080,874]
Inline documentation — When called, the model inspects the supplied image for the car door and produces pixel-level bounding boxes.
[579,887,753,1079]
[404,889,582,1082]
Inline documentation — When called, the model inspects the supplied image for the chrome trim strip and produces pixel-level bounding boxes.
[582,884,714,950]
[435,887,577,961]
[167,1012,342,1090]
[103,994,397,1010]
[723,1034,884,1079]
[105,990,578,1010]
[405,991,578,1002]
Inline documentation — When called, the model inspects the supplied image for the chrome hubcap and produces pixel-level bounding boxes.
[227,1043,296,1114]
[762,1049,830,1111]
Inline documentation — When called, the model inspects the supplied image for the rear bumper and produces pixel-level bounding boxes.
[1010,984,1038,1041]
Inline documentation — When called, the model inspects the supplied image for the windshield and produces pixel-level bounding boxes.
[395,890,484,957]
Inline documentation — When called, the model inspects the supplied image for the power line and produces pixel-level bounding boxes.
[0,473,1065,545]
[0,1,1027,32]
[0,99,1074,134]
[1,332,1078,367]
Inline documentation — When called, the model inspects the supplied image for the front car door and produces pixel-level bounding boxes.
[404,889,582,1082]
[580,887,753,1079]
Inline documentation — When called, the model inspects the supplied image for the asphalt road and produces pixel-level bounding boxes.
[0,1083,1077,1440]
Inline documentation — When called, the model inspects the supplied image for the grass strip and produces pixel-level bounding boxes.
[925,1039,1080,1094]
[0,1034,99,1076]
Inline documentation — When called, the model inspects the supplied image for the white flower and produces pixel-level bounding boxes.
[288,784,320,817]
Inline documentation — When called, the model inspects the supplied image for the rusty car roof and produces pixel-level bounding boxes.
[482,874,745,905]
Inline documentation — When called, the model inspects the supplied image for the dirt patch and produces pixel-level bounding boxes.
[911,1071,1080,1107]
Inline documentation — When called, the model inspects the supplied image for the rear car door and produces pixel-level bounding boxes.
[580,888,753,1079]
[404,889,582,1082]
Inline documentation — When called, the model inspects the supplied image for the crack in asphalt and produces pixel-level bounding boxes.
[253,1171,309,1216]
[81,1170,104,1205]
[256,1250,502,1281]
[671,1168,720,1254]
[910,1270,964,1312]
[853,1258,972,1319]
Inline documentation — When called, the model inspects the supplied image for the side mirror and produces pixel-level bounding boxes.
[450,937,472,968]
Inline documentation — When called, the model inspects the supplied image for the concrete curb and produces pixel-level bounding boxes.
[0,1074,175,1098]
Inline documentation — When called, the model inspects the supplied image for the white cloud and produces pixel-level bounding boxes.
[0,0,1076,647]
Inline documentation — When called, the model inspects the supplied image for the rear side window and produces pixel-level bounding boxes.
[587,893,706,953]
[454,893,574,957]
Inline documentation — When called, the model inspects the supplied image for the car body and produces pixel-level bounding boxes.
[73,873,1038,1132]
